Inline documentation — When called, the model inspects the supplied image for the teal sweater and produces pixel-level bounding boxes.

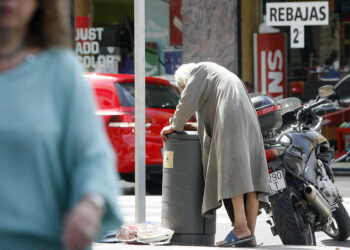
[0,47,123,249]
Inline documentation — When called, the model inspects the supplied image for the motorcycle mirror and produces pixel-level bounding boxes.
[318,85,335,98]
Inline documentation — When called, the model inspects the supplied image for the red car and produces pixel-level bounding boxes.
[84,73,180,192]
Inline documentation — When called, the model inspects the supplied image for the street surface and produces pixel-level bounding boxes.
[93,175,350,249]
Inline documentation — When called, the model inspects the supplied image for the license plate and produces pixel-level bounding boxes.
[269,170,286,194]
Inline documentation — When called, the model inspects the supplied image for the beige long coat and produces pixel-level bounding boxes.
[172,62,270,217]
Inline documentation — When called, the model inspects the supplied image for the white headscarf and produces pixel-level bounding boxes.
[174,63,197,88]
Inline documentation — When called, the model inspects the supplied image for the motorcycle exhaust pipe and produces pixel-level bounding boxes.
[304,185,332,221]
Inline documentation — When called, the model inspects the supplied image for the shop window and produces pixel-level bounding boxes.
[74,0,183,77]
[263,0,350,101]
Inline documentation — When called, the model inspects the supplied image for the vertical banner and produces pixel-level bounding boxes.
[253,33,287,100]
[169,0,182,46]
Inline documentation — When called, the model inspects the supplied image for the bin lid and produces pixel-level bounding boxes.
[167,131,199,140]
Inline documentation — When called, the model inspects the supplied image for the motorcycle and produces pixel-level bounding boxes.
[251,85,350,245]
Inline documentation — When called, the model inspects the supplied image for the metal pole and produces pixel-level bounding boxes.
[259,0,263,25]
[134,0,146,223]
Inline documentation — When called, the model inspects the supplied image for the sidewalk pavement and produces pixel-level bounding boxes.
[92,196,350,250]
[93,242,350,250]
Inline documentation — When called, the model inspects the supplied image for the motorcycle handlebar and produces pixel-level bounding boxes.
[294,98,330,125]
[303,98,329,111]
[295,98,329,117]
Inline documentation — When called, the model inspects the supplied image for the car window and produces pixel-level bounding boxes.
[115,83,135,107]
[115,82,180,109]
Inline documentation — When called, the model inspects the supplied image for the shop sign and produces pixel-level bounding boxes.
[253,33,287,100]
[266,1,328,48]
[75,16,120,72]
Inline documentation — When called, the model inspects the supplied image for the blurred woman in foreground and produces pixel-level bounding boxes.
[0,0,122,249]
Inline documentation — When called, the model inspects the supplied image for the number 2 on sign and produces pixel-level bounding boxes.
[290,25,304,48]
[293,28,299,44]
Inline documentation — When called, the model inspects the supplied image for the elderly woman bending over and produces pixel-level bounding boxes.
[161,62,269,247]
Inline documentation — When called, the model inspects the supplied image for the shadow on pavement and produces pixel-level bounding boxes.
[120,180,162,195]
[320,239,350,247]
[122,187,135,195]
[333,171,350,176]
[121,185,162,196]
[256,246,327,249]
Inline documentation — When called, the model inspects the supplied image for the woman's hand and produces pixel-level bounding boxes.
[62,195,104,249]
[161,125,175,141]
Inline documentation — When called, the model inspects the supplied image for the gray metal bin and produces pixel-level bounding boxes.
[161,131,216,246]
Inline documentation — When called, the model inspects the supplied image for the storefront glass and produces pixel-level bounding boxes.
[261,0,350,152]
[262,0,350,101]
[73,0,183,80]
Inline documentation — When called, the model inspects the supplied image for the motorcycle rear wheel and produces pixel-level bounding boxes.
[270,186,316,245]
[323,200,350,241]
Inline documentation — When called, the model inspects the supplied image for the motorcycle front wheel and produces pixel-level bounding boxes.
[323,199,350,241]
[270,186,316,245]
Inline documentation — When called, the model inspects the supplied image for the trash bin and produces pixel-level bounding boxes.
[161,131,216,246]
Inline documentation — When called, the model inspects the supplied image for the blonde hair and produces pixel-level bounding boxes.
[174,63,197,88]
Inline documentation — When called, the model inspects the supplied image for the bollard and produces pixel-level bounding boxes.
[161,131,216,246]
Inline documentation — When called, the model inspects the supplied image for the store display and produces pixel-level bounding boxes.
[320,68,340,81]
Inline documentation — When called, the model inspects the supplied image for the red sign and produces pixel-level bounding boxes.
[75,16,90,43]
[170,0,182,46]
[75,16,90,28]
[254,33,287,100]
